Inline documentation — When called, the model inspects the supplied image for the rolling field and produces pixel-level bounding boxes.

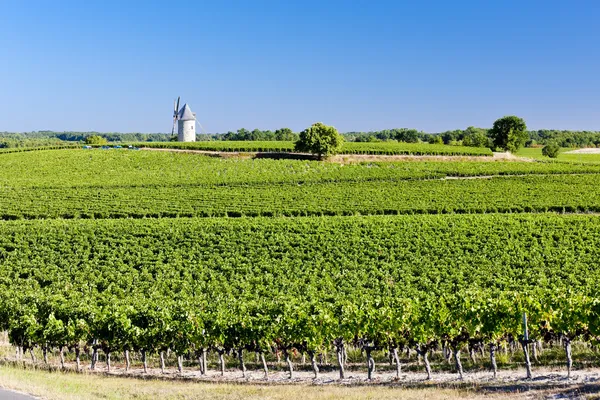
[1,147,600,398]
[135,140,494,156]
[2,149,600,219]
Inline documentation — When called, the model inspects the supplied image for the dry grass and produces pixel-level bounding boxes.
[0,364,503,400]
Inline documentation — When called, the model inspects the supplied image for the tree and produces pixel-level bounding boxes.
[85,135,107,145]
[462,127,490,148]
[428,135,444,145]
[542,143,560,158]
[295,122,344,159]
[274,128,297,141]
[440,130,462,145]
[488,116,528,152]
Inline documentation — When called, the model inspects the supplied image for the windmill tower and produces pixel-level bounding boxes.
[172,97,197,142]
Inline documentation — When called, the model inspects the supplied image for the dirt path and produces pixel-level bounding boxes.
[102,365,600,389]
[565,148,600,154]
[7,357,599,397]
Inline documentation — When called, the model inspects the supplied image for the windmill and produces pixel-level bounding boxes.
[171,96,180,137]
[171,97,203,142]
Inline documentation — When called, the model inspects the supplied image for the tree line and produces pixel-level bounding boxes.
[5,126,600,148]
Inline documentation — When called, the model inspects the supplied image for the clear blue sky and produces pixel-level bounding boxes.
[1,0,599,133]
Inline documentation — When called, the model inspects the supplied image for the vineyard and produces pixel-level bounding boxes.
[0,148,599,384]
[1,215,599,379]
[134,140,494,156]
[4,149,600,188]
[2,174,600,220]
[1,150,600,220]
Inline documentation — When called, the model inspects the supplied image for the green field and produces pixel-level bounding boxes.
[0,146,599,387]
[2,150,600,219]
[135,140,494,156]
[2,173,600,219]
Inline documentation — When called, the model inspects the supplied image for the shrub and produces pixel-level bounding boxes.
[542,143,560,158]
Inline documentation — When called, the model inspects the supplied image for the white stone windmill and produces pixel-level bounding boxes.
[171,97,199,142]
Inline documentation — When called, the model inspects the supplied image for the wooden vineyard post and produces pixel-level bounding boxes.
[520,313,533,379]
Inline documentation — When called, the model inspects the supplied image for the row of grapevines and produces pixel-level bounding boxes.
[0,214,598,378]
[1,174,599,219]
[0,144,79,154]
[134,141,494,156]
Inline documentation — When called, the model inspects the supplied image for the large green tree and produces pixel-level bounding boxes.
[295,122,344,159]
[488,116,528,152]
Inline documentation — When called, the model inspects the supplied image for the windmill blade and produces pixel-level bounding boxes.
[173,97,181,120]
[172,96,181,137]
[195,119,207,135]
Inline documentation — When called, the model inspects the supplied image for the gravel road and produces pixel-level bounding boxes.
[0,389,35,400]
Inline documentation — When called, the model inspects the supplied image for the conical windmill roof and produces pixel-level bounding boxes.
[177,104,196,121]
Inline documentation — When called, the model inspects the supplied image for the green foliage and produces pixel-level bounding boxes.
[428,135,444,145]
[0,214,598,359]
[462,127,490,148]
[1,173,600,219]
[274,128,297,141]
[0,148,599,370]
[85,135,108,145]
[294,122,344,158]
[488,116,528,152]
[0,144,78,155]
[542,143,561,158]
[346,128,426,143]
[137,140,494,156]
[1,150,600,219]
[528,129,600,147]
[6,128,600,148]
[0,138,70,149]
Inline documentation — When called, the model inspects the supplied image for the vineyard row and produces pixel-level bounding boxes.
[1,174,600,219]
[133,141,494,156]
[3,149,600,189]
[1,214,599,379]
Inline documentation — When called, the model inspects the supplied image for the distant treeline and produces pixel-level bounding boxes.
[0,133,76,149]
[0,129,298,145]
[2,128,600,148]
[0,131,172,147]
[349,128,600,148]
[527,130,600,148]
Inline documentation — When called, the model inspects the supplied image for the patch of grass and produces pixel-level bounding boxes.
[0,365,487,400]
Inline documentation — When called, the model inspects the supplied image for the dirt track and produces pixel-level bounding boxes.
[565,148,600,154]
[7,356,599,397]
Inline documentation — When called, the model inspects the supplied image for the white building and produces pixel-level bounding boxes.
[177,104,196,142]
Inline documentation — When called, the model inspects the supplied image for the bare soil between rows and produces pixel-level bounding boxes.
[5,358,600,398]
